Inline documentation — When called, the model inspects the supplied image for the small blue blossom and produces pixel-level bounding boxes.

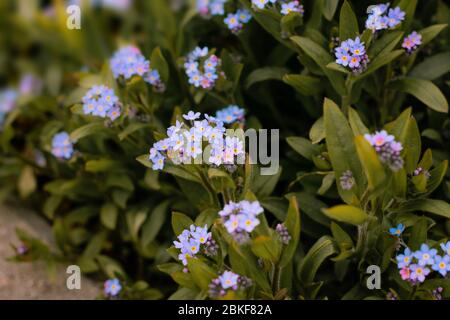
[51,132,74,160]
[215,105,245,124]
[402,31,422,54]
[219,271,239,289]
[197,0,226,16]
[409,264,430,283]
[441,241,450,256]
[414,244,437,266]
[104,278,122,297]
[386,7,405,28]
[281,1,304,16]
[432,255,450,277]
[183,111,201,121]
[396,248,413,269]
[364,130,404,172]
[389,223,405,236]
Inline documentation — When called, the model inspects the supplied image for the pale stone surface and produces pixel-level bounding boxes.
[0,203,100,299]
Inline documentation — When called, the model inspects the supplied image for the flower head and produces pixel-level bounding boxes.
[414,244,437,266]
[335,37,369,73]
[51,132,74,160]
[173,224,216,265]
[402,31,422,54]
[220,200,263,243]
[364,130,404,171]
[432,255,450,277]
[184,47,221,90]
[82,85,120,120]
[104,278,122,297]
[389,223,405,236]
[365,4,405,32]
[396,248,413,269]
[281,1,304,16]
[410,264,430,283]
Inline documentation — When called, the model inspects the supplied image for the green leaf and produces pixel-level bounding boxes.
[398,0,418,30]
[100,203,119,230]
[251,235,281,263]
[354,135,386,190]
[395,199,450,219]
[70,122,105,142]
[355,50,404,82]
[410,52,450,80]
[326,62,350,74]
[187,258,216,290]
[322,0,340,21]
[279,196,301,267]
[324,98,365,203]
[18,166,36,199]
[85,159,120,172]
[419,24,448,47]
[171,212,194,236]
[368,31,404,58]
[318,173,335,195]
[126,208,148,241]
[390,77,448,113]
[348,107,369,136]
[282,74,322,95]
[118,123,150,141]
[322,205,370,226]
[290,36,346,95]
[150,47,169,83]
[245,67,288,89]
[425,160,448,195]
[286,136,320,160]
[298,236,337,284]
[309,117,325,144]
[339,1,359,41]
[141,200,170,247]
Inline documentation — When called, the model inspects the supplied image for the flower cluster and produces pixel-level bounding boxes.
[402,31,422,54]
[224,9,252,34]
[196,0,226,16]
[82,85,121,121]
[173,225,218,266]
[104,278,122,298]
[51,132,74,160]
[396,242,450,284]
[184,47,222,89]
[208,271,252,298]
[148,111,245,170]
[110,45,165,92]
[219,200,264,243]
[364,130,404,171]
[0,88,17,126]
[215,105,245,124]
[339,170,355,190]
[281,1,304,16]
[335,37,369,74]
[276,223,291,245]
[365,3,405,32]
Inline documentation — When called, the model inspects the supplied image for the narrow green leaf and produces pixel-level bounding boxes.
[322,205,370,226]
[390,77,449,113]
[354,135,386,190]
[339,1,359,40]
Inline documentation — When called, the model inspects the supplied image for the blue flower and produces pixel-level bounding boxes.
[0,88,17,122]
[281,1,304,16]
[215,105,245,124]
[432,255,450,277]
[104,278,122,297]
[387,7,405,28]
[440,241,450,256]
[414,244,437,266]
[396,248,413,269]
[409,264,430,283]
[219,271,239,289]
[183,111,201,121]
[51,132,74,160]
[402,31,422,54]
[389,223,405,236]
